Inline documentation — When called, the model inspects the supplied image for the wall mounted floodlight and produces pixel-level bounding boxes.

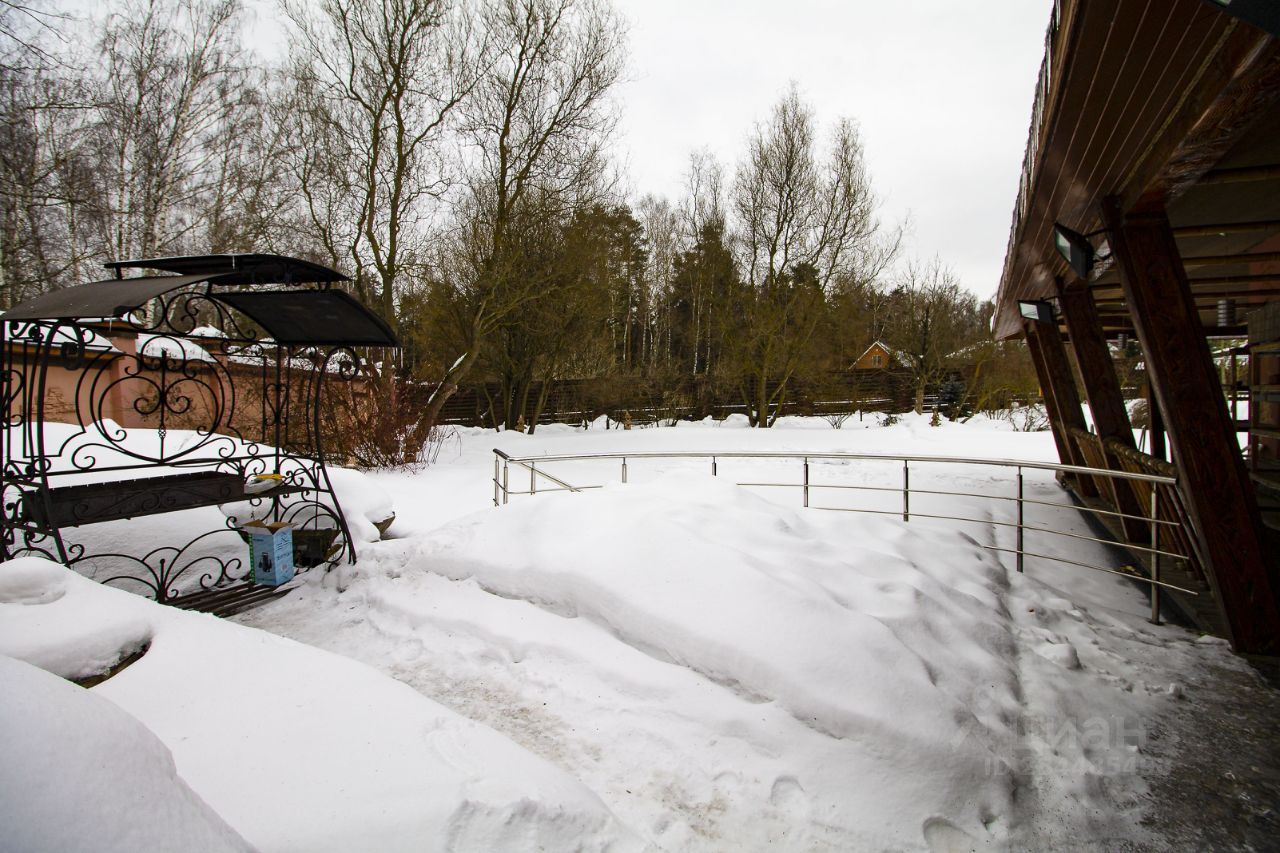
[1018,299,1056,324]
[1052,223,1102,279]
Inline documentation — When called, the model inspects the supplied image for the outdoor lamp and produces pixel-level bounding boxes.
[1053,223,1098,279]
[1018,300,1055,324]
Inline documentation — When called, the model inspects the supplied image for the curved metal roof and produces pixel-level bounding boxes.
[103,253,349,285]
[3,254,398,347]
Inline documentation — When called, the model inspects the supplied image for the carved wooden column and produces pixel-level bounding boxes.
[1057,278,1147,540]
[1103,196,1280,653]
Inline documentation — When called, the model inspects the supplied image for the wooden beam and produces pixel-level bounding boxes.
[1095,293,1280,306]
[1184,273,1280,285]
[1025,325,1070,459]
[1172,220,1280,238]
[1148,383,1166,461]
[1198,165,1280,186]
[1180,251,1280,269]
[1102,196,1280,653]
[1057,278,1148,541]
[1091,274,1280,304]
[1025,321,1098,498]
[1094,286,1280,302]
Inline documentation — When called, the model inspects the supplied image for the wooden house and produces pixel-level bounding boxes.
[851,341,901,370]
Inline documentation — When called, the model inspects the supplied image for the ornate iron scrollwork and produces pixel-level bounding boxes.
[2,285,364,603]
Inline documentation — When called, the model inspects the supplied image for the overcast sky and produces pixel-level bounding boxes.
[236,0,1054,299]
[610,0,1055,299]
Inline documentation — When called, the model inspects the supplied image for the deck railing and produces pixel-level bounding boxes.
[492,447,1191,624]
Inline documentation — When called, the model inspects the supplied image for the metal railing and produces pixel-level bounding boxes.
[492,448,1191,624]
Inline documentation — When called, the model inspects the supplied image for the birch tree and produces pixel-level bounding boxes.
[92,0,250,261]
[282,0,478,331]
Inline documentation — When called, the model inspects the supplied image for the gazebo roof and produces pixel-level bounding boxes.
[3,254,398,347]
[103,253,349,285]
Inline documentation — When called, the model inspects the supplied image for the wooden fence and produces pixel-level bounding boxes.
[427,370,927,428]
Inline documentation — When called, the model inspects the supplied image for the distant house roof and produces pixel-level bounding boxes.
[852,341,904,369]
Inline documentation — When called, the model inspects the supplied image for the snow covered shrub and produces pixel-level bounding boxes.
[878,412,900,427]
[1000,403,1049,432]
[1128,398,1149,428]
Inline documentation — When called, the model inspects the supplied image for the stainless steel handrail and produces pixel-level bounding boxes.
[491,447,1190,622]
[495,448,1177,483]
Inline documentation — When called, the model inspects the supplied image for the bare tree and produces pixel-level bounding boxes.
[733,84,895,292]
[635,192,677,367]
[883,257,985,414]
[0,0,74,67]
[680,147,725,244]
[1,2,104,304]
[91,0,250,261]
[282,0,478,330]
[200,73,298,254]
[0,60,95,306]
[1,0,275,306]
[420,0,626,426]
[667,150,729,377]
[727,84,898,426]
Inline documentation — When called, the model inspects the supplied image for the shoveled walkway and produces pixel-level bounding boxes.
[1144,654,1280,850]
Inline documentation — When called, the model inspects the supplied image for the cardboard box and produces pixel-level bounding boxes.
[243,521,295,586]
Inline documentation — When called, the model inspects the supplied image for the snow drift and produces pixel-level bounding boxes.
[0,556,644,853]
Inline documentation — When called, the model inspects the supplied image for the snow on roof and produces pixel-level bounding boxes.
[1,315,123,354]
[188,325,227,339]
[137,332,216,363]
[853,340,903,367]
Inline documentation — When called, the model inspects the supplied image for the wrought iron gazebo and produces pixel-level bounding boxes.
[1,254,399,612]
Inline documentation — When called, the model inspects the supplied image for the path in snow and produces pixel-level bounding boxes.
[1142,653,1280,848]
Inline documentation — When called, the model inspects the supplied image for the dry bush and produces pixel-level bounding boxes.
[322,371,441,470]
[1000,403,1050,432]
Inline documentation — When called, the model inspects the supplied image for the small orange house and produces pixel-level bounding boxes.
[851,341,900,370]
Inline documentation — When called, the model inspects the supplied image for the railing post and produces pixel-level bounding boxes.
[711,456,717,477]
[621,457,628,484]
[493,455,499,507]
[1016,466,1025,573]
[1150,487,1161,624]
[803,457,810,508]
[530,461,537,496]
[902,459,910,522]
[502,460,509,506]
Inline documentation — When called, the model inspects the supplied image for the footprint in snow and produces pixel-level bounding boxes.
[769,775,808,817]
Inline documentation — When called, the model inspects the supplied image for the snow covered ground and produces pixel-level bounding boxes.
[2,412,1261,851]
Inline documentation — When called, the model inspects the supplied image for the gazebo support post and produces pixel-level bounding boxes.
[1057,278,1148,541]
[1102,196,1280,654]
